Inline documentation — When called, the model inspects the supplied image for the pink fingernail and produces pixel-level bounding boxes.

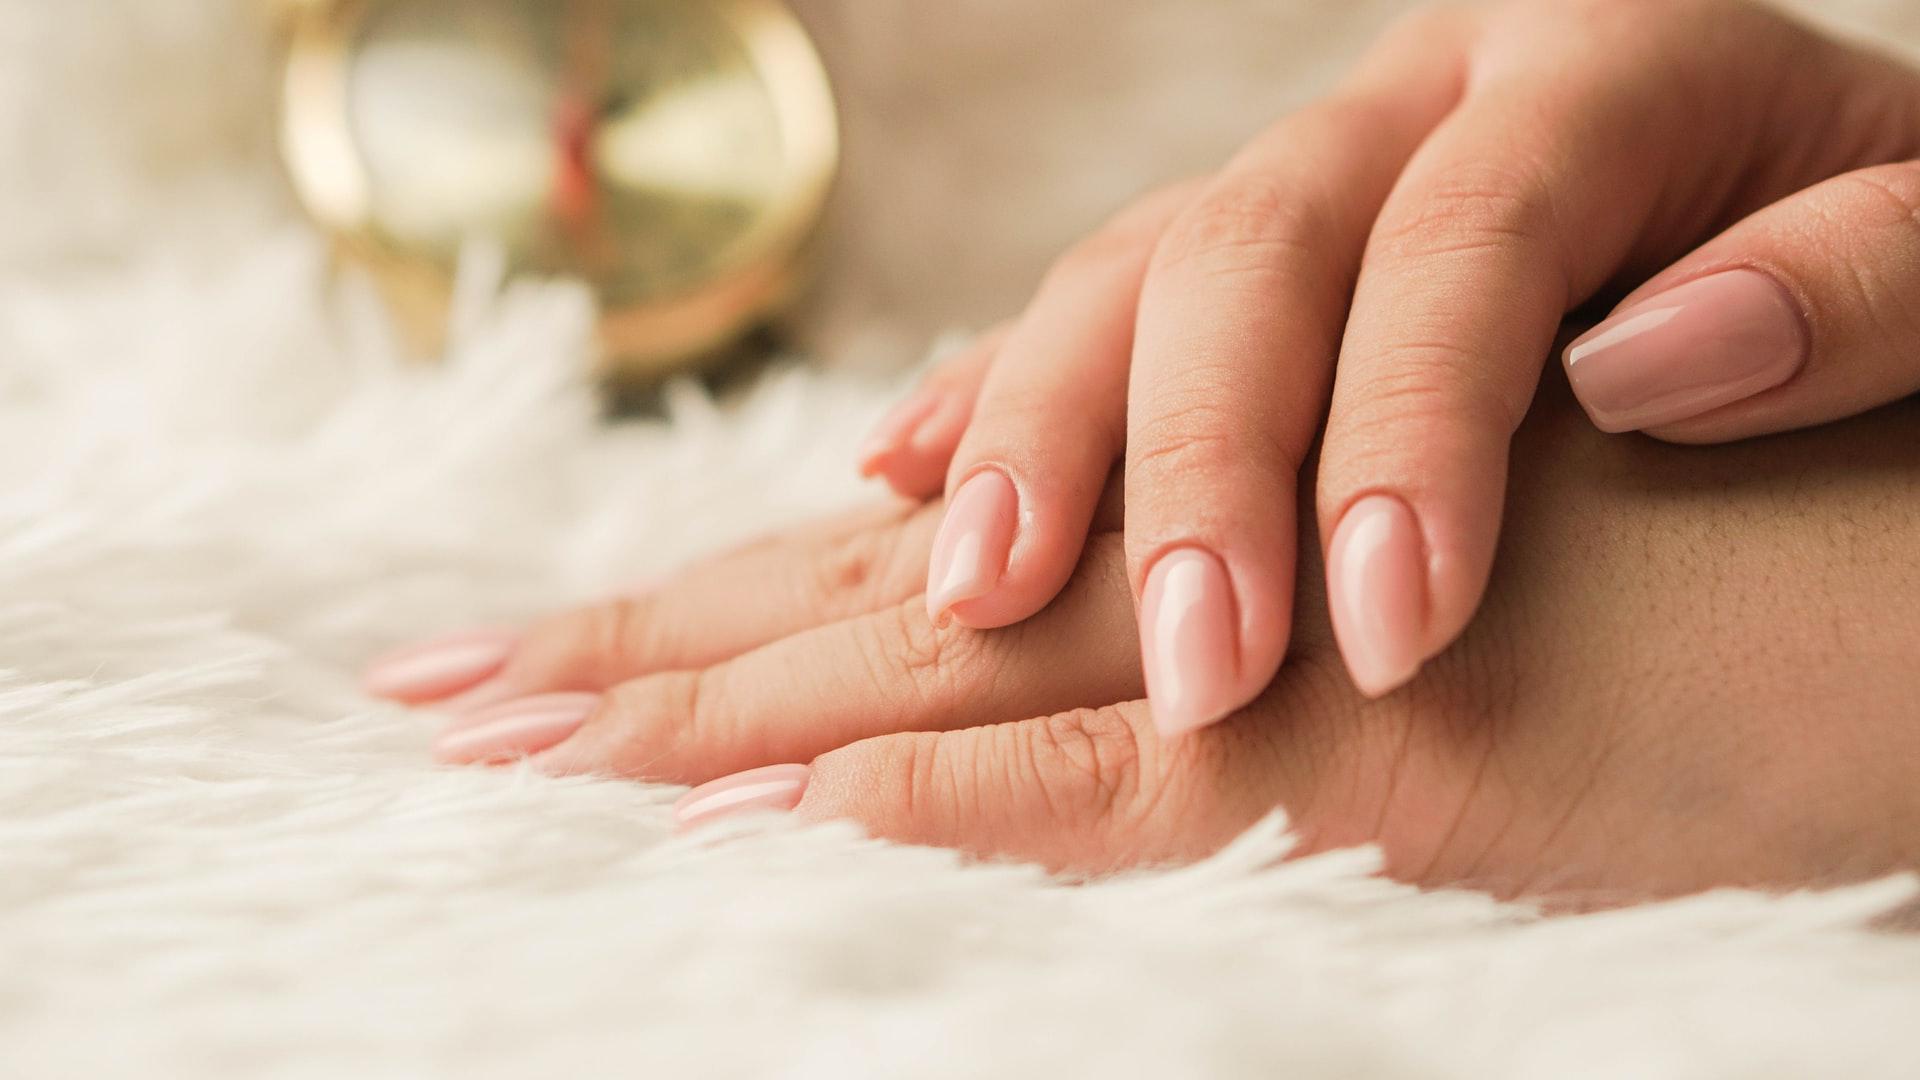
[675,764,812,829]
[857,385,941,476]
[924,469,1019,624]
[1564,269,1807,432]
[432,692,599,765]
[363,628,518,703]
[1140,548,1242,738]
[1326,495,1428,698]
[435,677,523,718]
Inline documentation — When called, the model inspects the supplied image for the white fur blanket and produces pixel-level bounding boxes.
[2,2,1918,1076]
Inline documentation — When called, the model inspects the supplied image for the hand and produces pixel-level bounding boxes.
[854,0,1920,738]
[367,383,1920,899]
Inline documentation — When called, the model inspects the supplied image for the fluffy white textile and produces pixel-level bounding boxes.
[2,2,1918,1076]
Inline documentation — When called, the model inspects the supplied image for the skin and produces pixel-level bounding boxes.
[862,0,1920,721]
[393,380,1920,901]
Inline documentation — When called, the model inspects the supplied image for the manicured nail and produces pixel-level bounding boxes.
[1326,495,1428,698]
[857,385,941,476]
[1564,269,1806,433]
[924,469,1018,624]
[1139,548,1242,739]
[363,628,518,703]
[675,764,812,829]
[432,692,599,764]
[435,676,523,718]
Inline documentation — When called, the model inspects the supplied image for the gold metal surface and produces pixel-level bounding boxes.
[280,0,837,378]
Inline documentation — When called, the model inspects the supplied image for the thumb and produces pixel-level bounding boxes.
[1562,160,1920,442]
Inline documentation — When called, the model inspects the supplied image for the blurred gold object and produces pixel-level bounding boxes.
[279,0,838,379]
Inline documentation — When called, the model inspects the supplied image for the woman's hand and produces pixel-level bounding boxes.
[855,0,1920,737]
[368,384,1920,899]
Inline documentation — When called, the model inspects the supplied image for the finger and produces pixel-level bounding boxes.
[390,499,942,711]
[798,704,1182,875]
[1564,160,1920,441]
[684,695,1321,877]
[856,323,1010,499]
[1313,13,1730,699]
[1124,8,1472,737]
[459,534,1143,783]
[927,181,1203,631]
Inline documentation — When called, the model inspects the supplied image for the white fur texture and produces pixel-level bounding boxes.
[2,2,1919,1076]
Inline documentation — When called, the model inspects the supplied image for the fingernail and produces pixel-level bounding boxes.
[1326,495,1428,698]
[1139,548,1242,739]
[1564,269,1806,433]
[435,677,522,718]
[924,469,1018,624]
[363,628,518,702]
[432,692,599,764]
[675,763,812,829]
[857,385,941,476]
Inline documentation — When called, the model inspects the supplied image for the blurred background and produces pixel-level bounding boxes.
[3,0,1918,381]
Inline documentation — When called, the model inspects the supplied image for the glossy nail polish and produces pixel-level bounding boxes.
[1139,548,1242,738]
[1326,495,1427,698]
[924,469,1019,624]
[363,628,518,702]
[432,692,599,764]
[857,386,941,476]
[1564,269,1807,432]
[675,764,812,829]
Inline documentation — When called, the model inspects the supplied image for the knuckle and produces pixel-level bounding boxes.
[892,732,948,827]
[522,600,664,685]
[1834,166,1920,243]
[1371,160,1554,265]
[866,599,983,705]
[1341,340,1524,438]
[1020,708,1146,828]
[1785,166,1920,352]
[1130,419,1238,480]
[1151,178,1327,284]
[1131,392,1300,485]
[807,527,898,609]
[596,670,706,779]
